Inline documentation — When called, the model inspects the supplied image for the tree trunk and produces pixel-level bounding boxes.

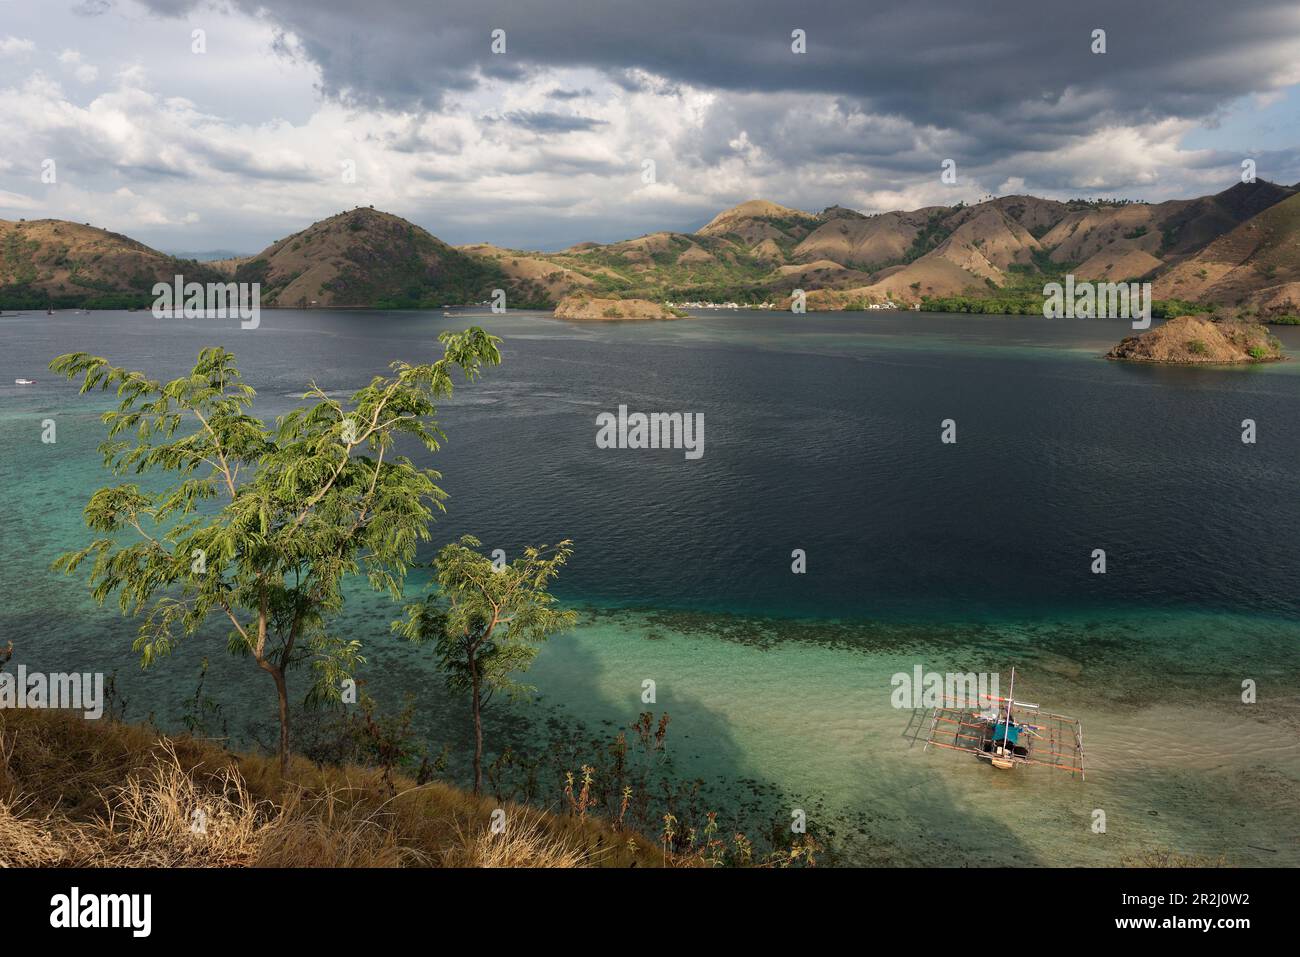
[252,595,291,776]
[471,669,483,795]
[274,667,291,777]
[257,658,291,777]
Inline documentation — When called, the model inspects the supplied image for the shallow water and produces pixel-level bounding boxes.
[2,307,1297,864]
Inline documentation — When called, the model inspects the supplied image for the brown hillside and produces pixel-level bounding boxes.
[13,180,1296,313]
[459,243,594,301]
[770,259,877,292]
[1074,247,1164,281]
[1042,203,1175,264]
[1153,191,1300,316]
[802,257,987,309]
[933,207,1040,270]
[0,218,224,307]
[1156,180,1296,258]
[947,195,1069,235]
[553,294,682,320]
[234,207,501,308]
[696,199,819,245]
[793,208,941,268]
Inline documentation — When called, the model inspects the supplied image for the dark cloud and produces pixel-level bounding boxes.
[493,110,608,133]
[547,87,593,100]
[138,0,1300,137]
[71,0,114,15]
[38,0,1300,250]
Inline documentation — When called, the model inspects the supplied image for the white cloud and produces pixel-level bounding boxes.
[58,49,99,84]
[0,36,35,56]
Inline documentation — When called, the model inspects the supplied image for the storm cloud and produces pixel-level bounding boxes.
[140,0,1300,150]
[0,0,1296,252]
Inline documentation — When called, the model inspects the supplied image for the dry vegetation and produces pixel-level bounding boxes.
[8,181,1297,314]
[0,218,226,309]
[0,709,662,868]
[1120,848,1232,868]
[1106,314,1285,363]
[552,294,684,320]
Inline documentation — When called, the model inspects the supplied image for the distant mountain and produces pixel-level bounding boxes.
[1153,190,1300,318]
[463,184,1296,315]
[792,185,1295,311]
[165,249,249,262]
[234,207,505,308]
[7,182,1296,314]
[0,219,225,309]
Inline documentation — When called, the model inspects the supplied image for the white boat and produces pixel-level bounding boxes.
[15,378,36,385]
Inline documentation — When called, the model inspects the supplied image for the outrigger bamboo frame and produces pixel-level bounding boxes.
[923,694,1087,779]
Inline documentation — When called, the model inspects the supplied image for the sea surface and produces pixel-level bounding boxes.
[2,307,1298,865]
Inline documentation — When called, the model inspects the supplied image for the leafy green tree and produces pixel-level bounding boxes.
[50,329,501,774]
[394,535,576,794]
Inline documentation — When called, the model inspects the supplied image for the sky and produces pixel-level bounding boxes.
[1,0,1299,254]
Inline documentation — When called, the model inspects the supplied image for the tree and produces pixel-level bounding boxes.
[50,328,501,775]
[394,535,576,794]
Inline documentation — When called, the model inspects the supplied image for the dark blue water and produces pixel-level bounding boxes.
[5,307,1300,624]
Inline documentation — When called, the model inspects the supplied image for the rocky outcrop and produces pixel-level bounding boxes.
[1106,315,1285,363]
[552,295,684,320]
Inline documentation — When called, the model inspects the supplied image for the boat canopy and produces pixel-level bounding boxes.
[992,721,1021,745]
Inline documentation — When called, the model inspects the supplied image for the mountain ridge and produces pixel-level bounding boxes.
[4,182,1297,317]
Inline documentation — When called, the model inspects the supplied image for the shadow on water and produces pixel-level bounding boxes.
[839,755,1050,867]
[477,628,820,852]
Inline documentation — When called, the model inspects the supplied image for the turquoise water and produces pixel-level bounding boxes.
[2,308,1298,864]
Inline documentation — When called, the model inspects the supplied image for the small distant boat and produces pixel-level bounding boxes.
[15,378,36,385]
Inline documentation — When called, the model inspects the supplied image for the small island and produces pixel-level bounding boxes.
[1106,315,1285,364]
[553,294,686,321]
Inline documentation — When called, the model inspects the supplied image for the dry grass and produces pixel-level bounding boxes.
[0,709,659,868]
[1121,848,1233,868]
[0,798,65,867]
[442,808,600,868]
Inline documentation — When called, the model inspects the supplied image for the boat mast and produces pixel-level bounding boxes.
[1003,667,1016,758]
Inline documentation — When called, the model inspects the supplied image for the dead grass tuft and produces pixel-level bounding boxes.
[0,709,654,868]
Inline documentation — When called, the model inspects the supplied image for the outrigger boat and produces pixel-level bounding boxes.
[923,668,1086,779]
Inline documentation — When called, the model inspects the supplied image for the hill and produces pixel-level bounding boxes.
[0,218,226,309]
[13,181,1297,314]
[1153,191,1300,319]
[785,184,1296,314]
[234,207,506,308]
[793,207,942,268]
[553,294,685,320]
[695,199,820,245]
